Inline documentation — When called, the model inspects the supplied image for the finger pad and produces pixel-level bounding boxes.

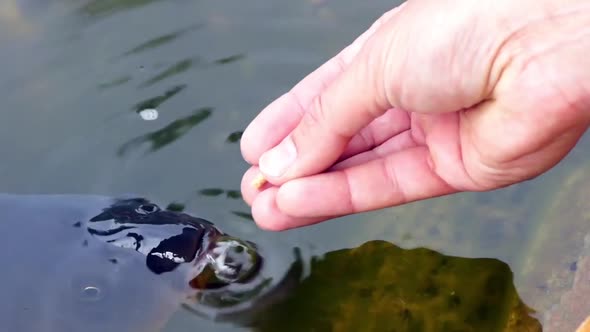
[252,187,327,231]
[252,188,292,231]
[278,175,352,217]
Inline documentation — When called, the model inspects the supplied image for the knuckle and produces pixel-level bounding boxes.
[300,93,348,139]
[357,127,375,149]
[299,95,327,135]
[383,157,406,203]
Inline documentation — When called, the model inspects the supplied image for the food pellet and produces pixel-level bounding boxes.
[251,173,267,189]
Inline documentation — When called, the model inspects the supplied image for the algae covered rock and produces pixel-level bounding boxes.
[248,240,540,332]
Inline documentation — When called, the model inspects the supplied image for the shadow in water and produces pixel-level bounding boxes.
[131,84,187,113]
[98,76,132,90]
[164,201,186,212]
[119,23,204,58]
[98,53,245,90]
[139,57,200,88]
[226,131,243,143]
[213,54,246,65]
[137,53,245,88]
[117,107,212,156]
[198,188,242,199]
[93,11,246,90]
[98,23,203,89]
[162,187,252,222]
[196,187,253,221]
[79,0,162,18]
[206,240,542,332]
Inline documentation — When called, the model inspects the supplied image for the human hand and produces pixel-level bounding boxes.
[240,0,590,231]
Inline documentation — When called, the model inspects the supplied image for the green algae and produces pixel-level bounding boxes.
[249,240,541,332]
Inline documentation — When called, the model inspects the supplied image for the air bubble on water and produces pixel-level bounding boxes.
[80,286,102,302]
[139,108,158,121]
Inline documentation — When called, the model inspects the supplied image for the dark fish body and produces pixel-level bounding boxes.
[0,194,264,332]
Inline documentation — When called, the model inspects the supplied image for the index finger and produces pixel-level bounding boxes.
[240,5,405,165]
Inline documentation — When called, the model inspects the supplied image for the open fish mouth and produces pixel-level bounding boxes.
[205,237,261,284]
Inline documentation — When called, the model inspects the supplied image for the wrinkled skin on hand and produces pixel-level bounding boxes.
[240,0,590,231]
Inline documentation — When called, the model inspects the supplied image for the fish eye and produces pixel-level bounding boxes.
[136,203,159,215]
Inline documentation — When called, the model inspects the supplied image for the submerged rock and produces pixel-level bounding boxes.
[248,240,541,332]
[512,161,590,330]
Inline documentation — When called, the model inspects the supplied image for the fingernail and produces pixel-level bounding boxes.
[259,136,297,178]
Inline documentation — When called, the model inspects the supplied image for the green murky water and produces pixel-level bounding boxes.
[1,0,589,331]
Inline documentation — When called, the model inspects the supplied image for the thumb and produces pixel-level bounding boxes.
[257,13,399,184]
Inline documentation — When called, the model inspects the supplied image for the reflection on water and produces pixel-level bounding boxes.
[0,1,38,35]
[117,107,212,156]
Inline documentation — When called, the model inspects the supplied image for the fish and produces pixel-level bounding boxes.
[0,193,292,332]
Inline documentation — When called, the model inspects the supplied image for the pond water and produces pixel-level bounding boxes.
[1,0,589,331]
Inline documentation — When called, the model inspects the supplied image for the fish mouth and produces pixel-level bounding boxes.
[87,225,136,237]
[205,237,262,283]
[189,237,263,290]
